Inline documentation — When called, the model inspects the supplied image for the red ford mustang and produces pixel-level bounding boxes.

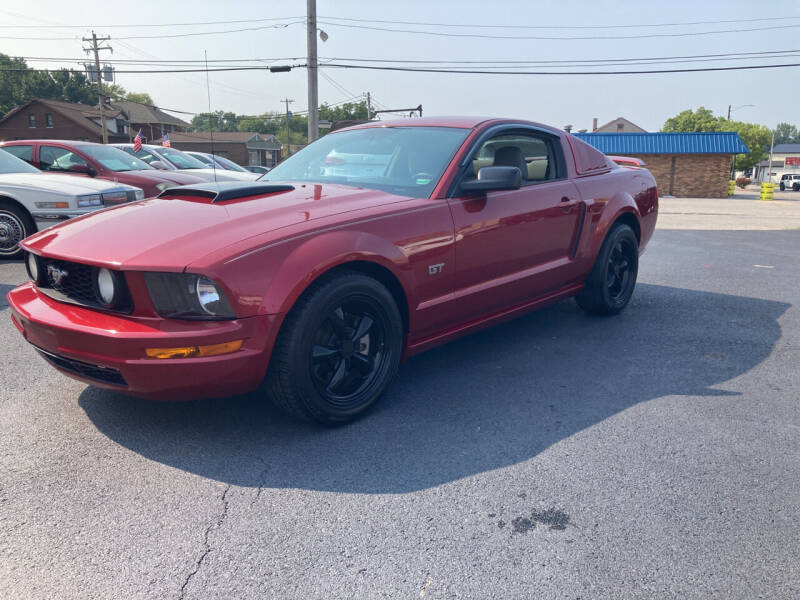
[7,117,658,424]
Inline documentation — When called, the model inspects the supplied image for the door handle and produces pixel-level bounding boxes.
[559,196,576,212]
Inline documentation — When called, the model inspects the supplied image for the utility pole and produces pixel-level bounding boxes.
[282,98,294,157]
[727,104,731,120]
[767,130,775,183]
[306,0,319,143]
[366,92,372,120]
[83,31,112,144]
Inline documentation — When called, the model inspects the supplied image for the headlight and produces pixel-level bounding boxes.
[155,182,172,192]
[134,189,145,201]
[77,194,102,207]
[144,272,235,319]
[26,253,40,284]
[94,267,124,308]
[101,191,128,205]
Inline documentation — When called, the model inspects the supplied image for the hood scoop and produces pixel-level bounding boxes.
[160,182,295,202]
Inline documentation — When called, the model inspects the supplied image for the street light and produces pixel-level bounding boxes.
[726,104,756,179]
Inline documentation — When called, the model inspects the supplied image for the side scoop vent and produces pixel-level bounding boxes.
[159,182,295,202]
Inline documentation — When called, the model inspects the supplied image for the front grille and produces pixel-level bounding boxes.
[35,257,132,313]
[35,347,127,387]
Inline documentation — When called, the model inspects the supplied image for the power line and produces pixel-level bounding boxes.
[0,20,304,41]
[321,61,800,75]
[0,14,304,28]
[317,14,800,30]
[316,20,800,41]
[12,48,800,67]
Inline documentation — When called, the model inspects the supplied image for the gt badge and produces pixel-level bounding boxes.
[47,265,69,286]
[428,263,444,275]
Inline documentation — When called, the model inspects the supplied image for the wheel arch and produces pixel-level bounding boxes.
[612,210,641,243]
[0,193,34,221]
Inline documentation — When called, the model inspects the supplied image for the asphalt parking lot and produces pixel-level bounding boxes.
[2,197,799,599]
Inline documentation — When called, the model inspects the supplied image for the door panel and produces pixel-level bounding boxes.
[446,178,583,323]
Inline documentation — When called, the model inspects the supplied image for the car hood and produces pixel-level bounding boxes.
[22,182,413,270]
[0,172,135,194]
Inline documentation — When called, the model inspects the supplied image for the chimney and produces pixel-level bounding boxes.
[564,124,573,133]
[592,117,598,131]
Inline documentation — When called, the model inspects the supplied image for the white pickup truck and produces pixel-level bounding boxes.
[0,149,144,259]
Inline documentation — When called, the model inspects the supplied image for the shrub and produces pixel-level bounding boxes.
[736,177,751,189]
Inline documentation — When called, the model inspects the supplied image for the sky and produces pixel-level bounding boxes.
[1,0,798,131]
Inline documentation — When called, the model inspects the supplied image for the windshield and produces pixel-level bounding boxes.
[158,147,208,169]
[0,148,40,174]
[264,126,469,198]
[214,155,248,172]
[81,145,153,172]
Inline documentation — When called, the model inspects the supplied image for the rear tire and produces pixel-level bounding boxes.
[575,223,638,316]
[266,271,403,425]
[0,202,36,260]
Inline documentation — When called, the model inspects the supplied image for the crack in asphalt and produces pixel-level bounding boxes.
[249,457,271,509]
[178,484,232,600]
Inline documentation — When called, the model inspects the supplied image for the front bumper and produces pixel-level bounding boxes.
[7,282,280,401]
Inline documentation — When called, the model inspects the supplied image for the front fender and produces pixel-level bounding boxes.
[262,229,413,316]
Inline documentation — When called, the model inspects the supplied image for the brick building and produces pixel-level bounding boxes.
[108,100,190,142]
[0,98,129,143]
[161,131,283,167]
[572,132,749,198]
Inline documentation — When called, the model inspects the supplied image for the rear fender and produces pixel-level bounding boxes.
[581,191,640,261]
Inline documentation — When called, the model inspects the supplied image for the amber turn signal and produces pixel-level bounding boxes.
[145,340,243,359]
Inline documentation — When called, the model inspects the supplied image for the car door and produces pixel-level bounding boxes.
[39,144,92,175]
[446,129,584,322]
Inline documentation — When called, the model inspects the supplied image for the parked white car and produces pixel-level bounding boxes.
[0,149,144,258]
[114,144,260,182]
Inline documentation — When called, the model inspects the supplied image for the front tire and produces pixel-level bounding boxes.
[575,223,639,316]
[266,271,403,425]
[779,182,786,191]
[0,202,36,260]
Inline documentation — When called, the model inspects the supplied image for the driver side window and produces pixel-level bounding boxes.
[472,132,561,184]
[40,146,89,172]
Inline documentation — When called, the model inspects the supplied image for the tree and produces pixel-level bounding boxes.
[319,101,368,121]
[191,110,241,132]
[0,53,98,115]
[662,106,772,172]
[104,84,154,106]
[773,122,799,145]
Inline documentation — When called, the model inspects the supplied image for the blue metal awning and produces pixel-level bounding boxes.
[572,132,749,154]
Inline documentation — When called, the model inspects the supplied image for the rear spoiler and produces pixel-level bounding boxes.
[609,155,646,168]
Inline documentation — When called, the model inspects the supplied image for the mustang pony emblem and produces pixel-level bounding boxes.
[47,265,68,286]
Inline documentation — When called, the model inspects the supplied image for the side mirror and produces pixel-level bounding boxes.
[68,164,96,176]
[460,166,521,193]
[150,160,169,170]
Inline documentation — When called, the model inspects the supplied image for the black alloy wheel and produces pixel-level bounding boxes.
[575,223,639,315]
[606,238,635,305]
[309,299,388,408]
[266,271,403,425]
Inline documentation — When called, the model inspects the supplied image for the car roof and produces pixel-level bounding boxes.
[339,116,564,136]
[0,139,101,146]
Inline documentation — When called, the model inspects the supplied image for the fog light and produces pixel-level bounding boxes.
[145,340,243,359]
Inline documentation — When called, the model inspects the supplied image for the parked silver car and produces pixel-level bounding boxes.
[114,144,259,182]
[0,149,143,258]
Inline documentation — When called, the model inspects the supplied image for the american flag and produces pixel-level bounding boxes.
[162,132,171,148]
[133,129,143,152]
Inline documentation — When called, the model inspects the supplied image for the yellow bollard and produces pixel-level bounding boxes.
[728,180,736,197]
[759,182,774,201]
